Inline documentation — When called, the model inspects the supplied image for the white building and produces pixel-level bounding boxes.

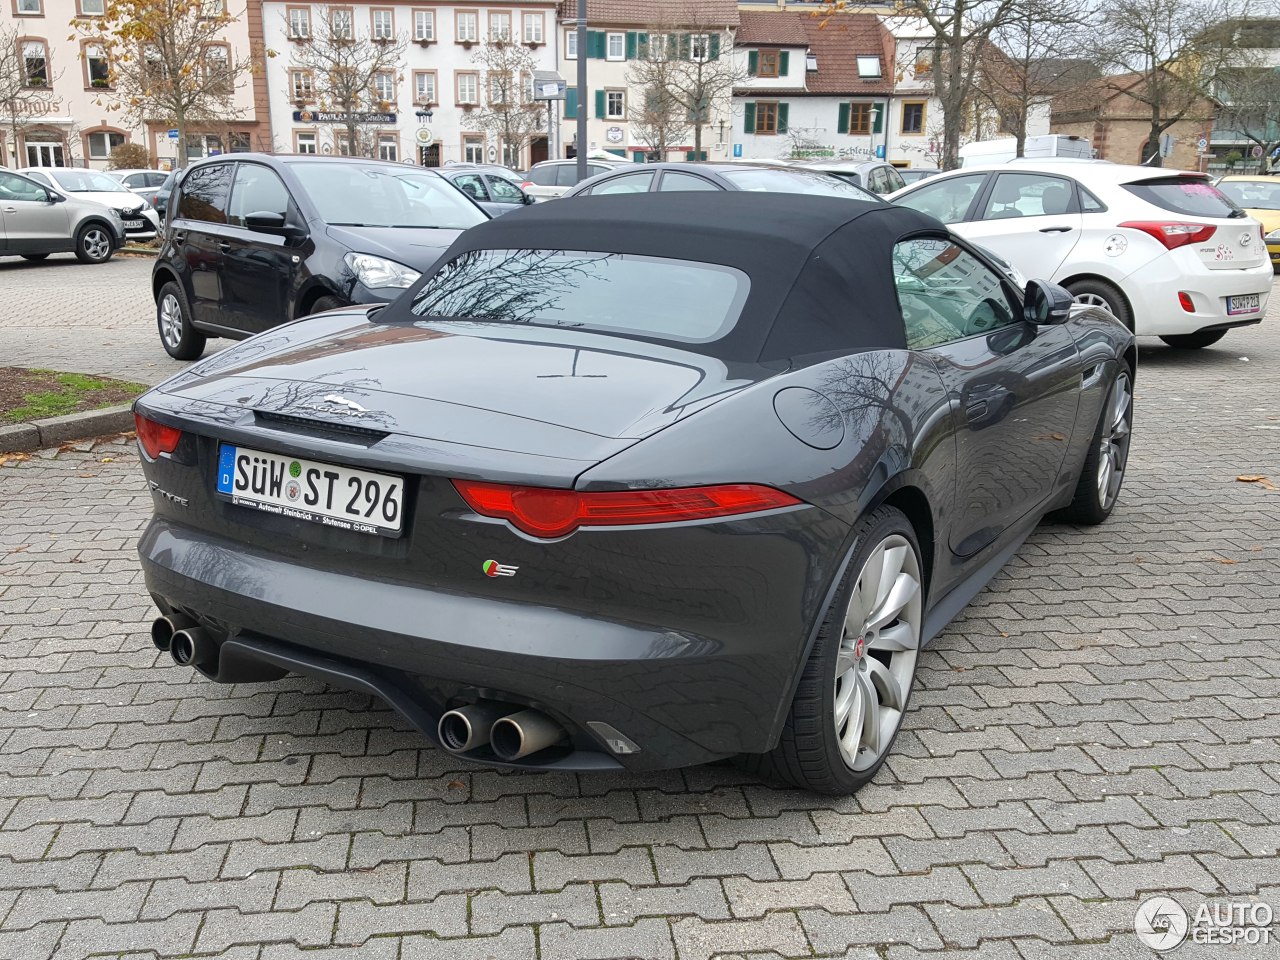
[260,0,559,168]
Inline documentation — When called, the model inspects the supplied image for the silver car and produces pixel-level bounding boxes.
[0,169,124,264]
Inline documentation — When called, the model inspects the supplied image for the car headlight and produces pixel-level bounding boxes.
[344,252,421,289]
[1266,228,1280,241]
[105,208,123,222]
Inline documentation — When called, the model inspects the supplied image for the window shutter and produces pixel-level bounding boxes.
[625,31,637,59]
[779,50,789,75]
[872,102,883,134]
[564,87,577,119]
[667,34,678,59]
[686,150,695,161]
[595,89,606,118]
[838,102,850,135]
[744,101,756,133]
[709,34,720,59]
[589,31,606,58]
[637,31,648,53]
[748,50,758,75]
[678,33,691,59]
[777,103,788,133]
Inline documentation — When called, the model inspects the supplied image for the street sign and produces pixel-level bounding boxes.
[167,129,179,140]
[1198,137,1209,151]
[733,143,742,158]
[875,144,885,159]
[1159,133,1173,158]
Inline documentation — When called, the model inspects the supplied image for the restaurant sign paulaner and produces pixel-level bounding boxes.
[293,110,396,124]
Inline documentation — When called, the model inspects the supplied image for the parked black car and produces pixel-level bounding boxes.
[151,153,489,360]
[151,170,176,221]
[436,164,537,217]
[134,192,1135,794]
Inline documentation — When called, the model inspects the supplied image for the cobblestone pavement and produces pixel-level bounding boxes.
[2,296,1278,958]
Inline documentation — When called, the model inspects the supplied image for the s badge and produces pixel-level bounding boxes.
[483,560,519,578]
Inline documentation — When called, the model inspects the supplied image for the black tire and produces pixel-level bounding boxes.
[156,281,207,361]
[1065,278,1132,331]
[1054,361,1134,525]
[305,295,348,317]
[21,253,49,262]
[1159,330,1227,349]
[739,505,924,795]
[73,223,115,264]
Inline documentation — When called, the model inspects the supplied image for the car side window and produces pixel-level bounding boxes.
[123,173,144,188]
[177,163,233,224]
[1079,185,1106,212]
[980,173,1074,220]
[526,165,558,186]
[589,172,654,195]
[555,165,581,187]
[0,171,49,202]
[867,168,886,194]
[893,237,1020,349]
[658,172,718,192]
[485,176,524,202]
[23,171,52,189]
[226,164,291,226]
[894,174,986,224]
[884,166,907,193]
[453,174,490,202]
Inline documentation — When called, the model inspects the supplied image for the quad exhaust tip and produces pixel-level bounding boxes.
[491,709,565,761]
[150,614,194,652]
[169,626,214,669]
[437,702,511,753]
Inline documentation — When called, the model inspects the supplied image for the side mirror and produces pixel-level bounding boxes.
[47,191,66,203]
[522,192,536,204]
[1023,279,1073,324]
[245,210,304,240]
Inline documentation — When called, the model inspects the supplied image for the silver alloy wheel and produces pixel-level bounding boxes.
[1097,372,1132,510]
[82,228,111,262]
[1072,291,1115,315]
[159,293,184,349]
[834,533,923,771]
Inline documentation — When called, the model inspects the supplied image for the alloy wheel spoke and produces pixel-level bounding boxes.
[867,572,919,632]
[833,672,857,730]
[871,622,917,653]
[866,655,908,711]
[858,672,883,757]
[846,543,885,634]
[834,642,858,678]
[838,677,867,758]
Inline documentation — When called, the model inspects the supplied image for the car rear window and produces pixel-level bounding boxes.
[1123,176,1244,218]
[1217,179,1280,211]
[525,165,559,186]
[408,249,750,343]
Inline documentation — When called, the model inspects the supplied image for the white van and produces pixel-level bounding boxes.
[959,135,1093,167]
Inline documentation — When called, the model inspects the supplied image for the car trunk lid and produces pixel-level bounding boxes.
[1122,174,1266,270]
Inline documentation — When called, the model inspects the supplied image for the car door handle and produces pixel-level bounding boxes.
[172,232,186,244]
[1,206,15,214]
[1038,226,1073,233]
[217,241,231,252]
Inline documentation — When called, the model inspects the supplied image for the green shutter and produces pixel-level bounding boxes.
[686,150,695,161]
[637,31,648,53]
[625,31,637,59]
[667,34,678,59]
[748,50,758,75]
[777,103,788,133]
[678,33,691,59]
[595,89,606,118]
[779,50,789,75]
[709,34,720,59]
[589,31,606,58]
[838,102,851,135]
[564,87,577,119]
[744,101,756,133]
[872,102,883,134]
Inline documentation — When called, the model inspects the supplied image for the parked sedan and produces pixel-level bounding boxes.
[151,153,488,360]
[0,168,124,263]
[890,161,1271,348]
[521,158,629,199]
[564,162,879,201]
[104,168,169,205]
[19,167,160,241]
[1215,175,1280,271]
[134,191,1134,794]
[437,164,536,216]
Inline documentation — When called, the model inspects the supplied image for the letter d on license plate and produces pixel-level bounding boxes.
[215,444,404,537]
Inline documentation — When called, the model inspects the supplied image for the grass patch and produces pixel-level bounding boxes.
[1,367,145,424]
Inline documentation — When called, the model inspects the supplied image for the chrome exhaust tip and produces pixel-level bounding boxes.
[437,703,511,753]
[169,626,213,669]
[150,614,193,652]
[491,709,565,761]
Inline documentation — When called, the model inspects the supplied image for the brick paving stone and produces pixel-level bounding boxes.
[1,281,1278,957]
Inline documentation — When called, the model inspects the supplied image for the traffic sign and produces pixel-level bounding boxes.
[1197,137,1208,151]
[167,129,179,140]
[733,143,742,158]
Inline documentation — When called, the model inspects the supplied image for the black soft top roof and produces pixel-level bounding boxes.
[383,192,949,363]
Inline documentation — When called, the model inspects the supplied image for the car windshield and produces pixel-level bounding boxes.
[47,169,131,193]
[1217,180,1280,211]
[408,249,750,343]
[1123,176,1245,218]
[720,167,878,201]
[289,162,488,229]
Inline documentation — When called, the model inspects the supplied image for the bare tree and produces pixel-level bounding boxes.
[1215,61,1280,171]
[287,4,407,158]
[463,38,547,168]
[627,44,689,162]
[1,21,64,168]
[72,0,259,169]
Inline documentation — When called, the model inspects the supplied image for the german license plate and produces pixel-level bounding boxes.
[215,444,403,536]
[123,219,144,229]
[1228,294,1260,315]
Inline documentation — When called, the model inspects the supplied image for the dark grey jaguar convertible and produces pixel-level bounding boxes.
[134,192,1134,794]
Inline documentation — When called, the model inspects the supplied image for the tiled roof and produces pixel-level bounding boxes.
[557,0,739,28]
[802,13,896,95]
[737,10,810,46]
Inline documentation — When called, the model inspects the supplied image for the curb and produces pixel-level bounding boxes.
[120,246,158,256]
[0,404,135,454]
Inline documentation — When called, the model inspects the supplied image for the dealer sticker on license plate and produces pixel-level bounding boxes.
[215,444,404,536]
[1228,294,1261,315]
[123,219,144,229]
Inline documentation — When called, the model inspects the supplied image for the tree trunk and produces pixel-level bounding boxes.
[1145,119,1164,166]
[693,119,702,160]
[176,109,188,170]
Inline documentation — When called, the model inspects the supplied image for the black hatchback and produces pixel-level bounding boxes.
[151,154,489,360]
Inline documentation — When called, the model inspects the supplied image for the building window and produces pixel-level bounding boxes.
[757,50,779,78]
[463,136,484,163]
[378,135,398,162]
[23,41,49,86]
[565,29,577,59]
[372,9,393,39]
[606,32,624,61]
[16,0,42,15]
[290,69,313,102]
[413,9,434,41]
[198,0,224,17]
[856,56,882,79]
[296,131,317,154]
[849,102,872,135]
[456,72,478,104]
[489,12,510,40]
[690,34,710,62]
[901,101,926,135]
[502,141,520,167]
[86,131,125,160]
[287,7,310,38]
[79,0,105,15]
[456,11,477,42]
[414,70,436,103]
[331,8,353,40]
[606,89,625,119]
[755,101,778,135]
[523,13,543,43]
[488,72,511,105]
[85,43,110,88]
[913,48,933,78]
[373,71,394,103]
[203,45,231,94]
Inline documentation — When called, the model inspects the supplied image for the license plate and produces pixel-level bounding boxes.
[123,219,144,228]
[215,444,404,537]
[1228,294,1260,315]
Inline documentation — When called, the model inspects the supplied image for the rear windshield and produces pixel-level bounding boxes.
[48,169,131,193]
[526,165,559,186]
[720,167,878,201]
[1217,179,1280,211]
[1123,176,1244,219]
[289,162,487,229]
[408,249,749,343]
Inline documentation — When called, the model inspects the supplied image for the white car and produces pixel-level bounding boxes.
[889,161,1271,348]
[520,159,630,200]
[18,167,161,242]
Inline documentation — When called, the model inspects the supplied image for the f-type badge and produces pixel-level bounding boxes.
[483,560,519,578]
[322,394,368,414]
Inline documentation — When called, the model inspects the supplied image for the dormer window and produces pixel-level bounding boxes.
[856,56,882,79]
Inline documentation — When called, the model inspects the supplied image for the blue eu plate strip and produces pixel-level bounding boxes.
[216,445,237,494]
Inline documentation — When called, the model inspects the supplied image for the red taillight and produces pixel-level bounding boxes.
[1178,291,1195,313]
[520,180,534,189]
[134,412,181,459]
[1119,220,1216,250]
[452,480,803,539]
